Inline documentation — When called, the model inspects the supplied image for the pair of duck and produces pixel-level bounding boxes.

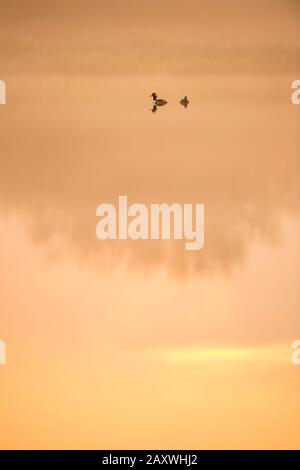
[150,93,189,113]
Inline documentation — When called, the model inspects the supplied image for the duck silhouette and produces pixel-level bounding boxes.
[150,92,168,107]
[180,96,189,108]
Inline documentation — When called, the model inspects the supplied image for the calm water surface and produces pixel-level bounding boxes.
[0,75,299,448]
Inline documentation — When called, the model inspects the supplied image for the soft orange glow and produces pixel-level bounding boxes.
[0,0,299,451]
[155,347,290,364]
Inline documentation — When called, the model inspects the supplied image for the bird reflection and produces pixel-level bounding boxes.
[150,92,168,113]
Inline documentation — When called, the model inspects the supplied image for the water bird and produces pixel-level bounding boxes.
[180,96,189,108]
[150,93,168,107]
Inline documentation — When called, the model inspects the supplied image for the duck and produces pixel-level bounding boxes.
[150,92,168,107]
[180,96,189,108]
